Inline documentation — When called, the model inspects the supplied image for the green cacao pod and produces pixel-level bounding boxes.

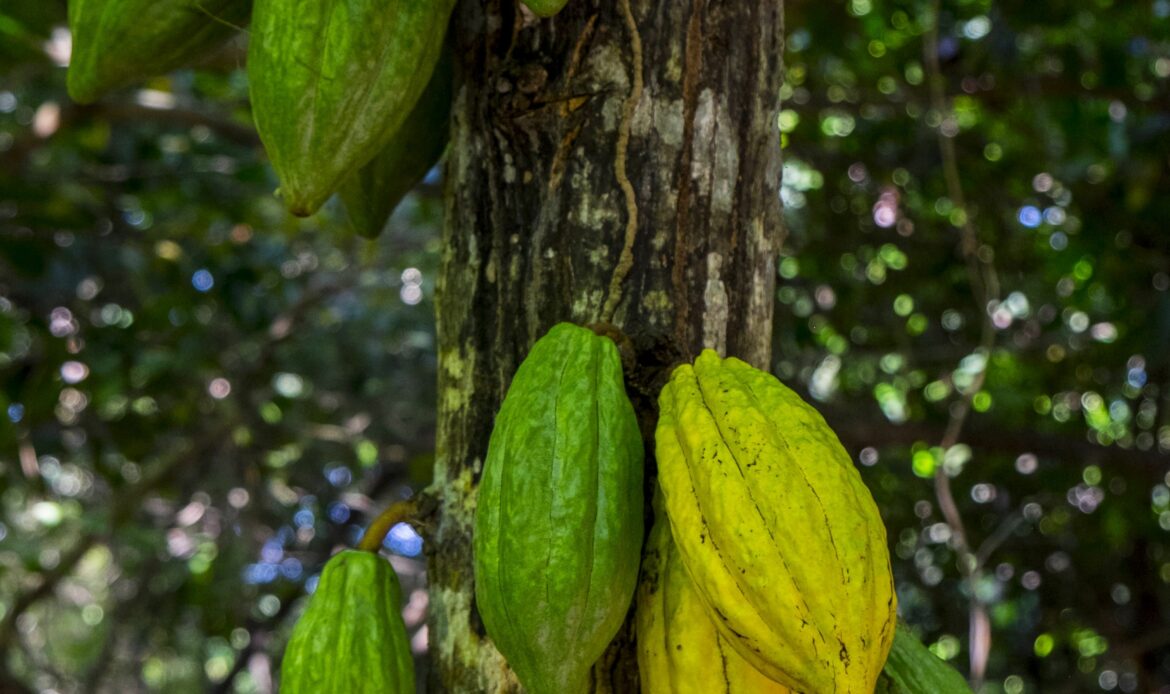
[876,624,973,694]
[66,0,249,103]
[521,0,570,17]
[655,349,897,694]
[637,489,792,694]
[248,0,455,217]
[280,550,413,693]
[339,44,452,239]
[474,322,644,694]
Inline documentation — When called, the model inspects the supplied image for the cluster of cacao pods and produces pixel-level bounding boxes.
[474,329,970,693]
[65,0,456,235]
[64,2,968,689]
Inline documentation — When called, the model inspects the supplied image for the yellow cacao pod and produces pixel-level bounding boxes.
[655,349,896,694]
[637,489,792,694]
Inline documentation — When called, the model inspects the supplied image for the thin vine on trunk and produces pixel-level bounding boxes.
[427,1,784,690]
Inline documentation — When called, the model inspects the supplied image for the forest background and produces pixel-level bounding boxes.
[2,0,1170,692]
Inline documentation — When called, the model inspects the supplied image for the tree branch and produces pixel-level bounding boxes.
[0,454,182,660]
[924,1,1002,686]
[0,97,259,172]
[79,101,260,147]
[0,533,99,655]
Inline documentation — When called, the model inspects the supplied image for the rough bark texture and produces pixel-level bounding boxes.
[428,0,784,691]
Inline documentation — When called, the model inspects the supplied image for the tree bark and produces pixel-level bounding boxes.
[428,1,784,690]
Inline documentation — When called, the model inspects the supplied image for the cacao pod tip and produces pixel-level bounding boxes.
[695,347,723,363]
[521,0,570,17]
[273,186,322,218]
[65,74,99,105]
[285,196,318,218]
[353,222,387,240]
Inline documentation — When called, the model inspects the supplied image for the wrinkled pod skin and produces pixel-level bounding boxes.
[248,0,455,216]
[655,349,897,693]
[474,323,644,694]
[67,0,250,103]
[280,550,413,694]
[339,43,453,239]
[637,488,793,694]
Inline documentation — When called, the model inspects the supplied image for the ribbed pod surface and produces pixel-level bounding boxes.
[247,0,453,216]
[339,45,452,239]
[876,624,972,694]
[280,550,413,693]
[67,0,249,103]
[637,490,793,694]
[474,323,644,694]
[655,350,896,693]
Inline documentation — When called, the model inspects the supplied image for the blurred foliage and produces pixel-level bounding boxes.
[0,0,1168,693]
[1,3,439,691]
[780,1,1170,693]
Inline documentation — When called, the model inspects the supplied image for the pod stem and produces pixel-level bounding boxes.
[358,498,421,553]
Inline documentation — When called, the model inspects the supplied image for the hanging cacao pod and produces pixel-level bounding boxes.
[637,489,792,694]
[248,0,455,216]
[66,0,250,103]
[280,550,413,693]
[521,0,570,17]
[339,43,452,239]
[876,624,973,694]
[655,349,897,694]
[474,323,644,694]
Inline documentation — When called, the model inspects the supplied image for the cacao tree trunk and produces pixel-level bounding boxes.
[427,1,785,691]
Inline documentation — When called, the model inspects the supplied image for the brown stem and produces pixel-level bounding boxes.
[924,0,1001,687]
[357,497,422,553]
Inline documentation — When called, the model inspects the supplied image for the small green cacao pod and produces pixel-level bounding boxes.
[66,0,250,103]
[474,322,644,694]
[656,349,897,693]
[280,550,413,694]
[248,0,455,217]
[876,624,973,694]
[637,489,792,694]
[339,43,452,239]
[521,0,570,17]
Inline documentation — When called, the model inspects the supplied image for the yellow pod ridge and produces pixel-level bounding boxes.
[637,489,793,694]
[655,349,897,693]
